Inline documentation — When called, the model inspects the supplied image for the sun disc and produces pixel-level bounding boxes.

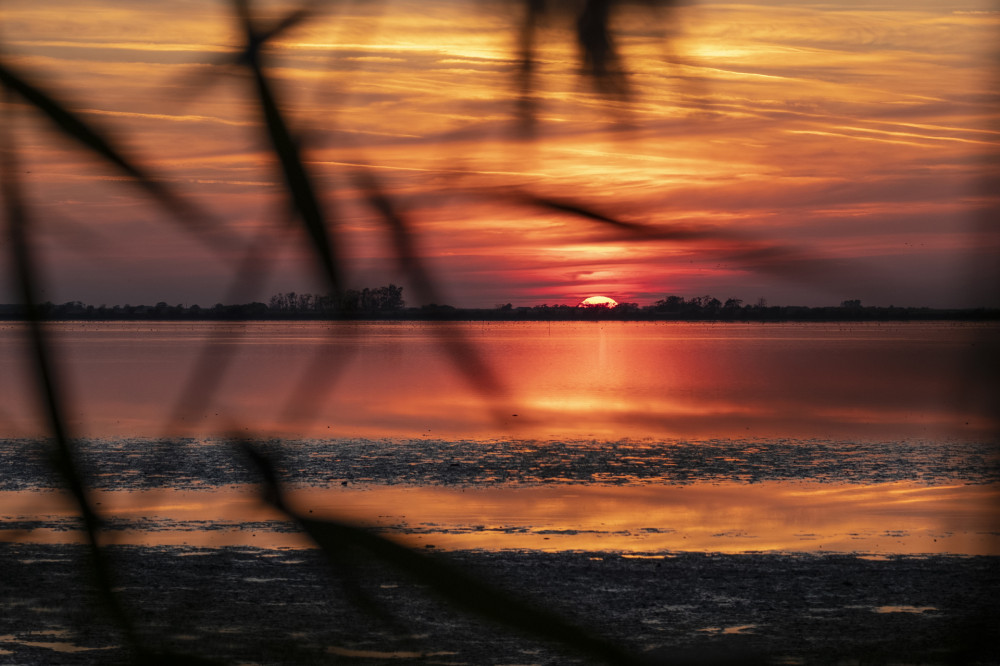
[578,295,618,308]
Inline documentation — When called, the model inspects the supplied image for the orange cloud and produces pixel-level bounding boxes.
[1,0,996,307]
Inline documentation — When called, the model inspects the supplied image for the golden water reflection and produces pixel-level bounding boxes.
[3,482,997,555]
[1,321,995,441]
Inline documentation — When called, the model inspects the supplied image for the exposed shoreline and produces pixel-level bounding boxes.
[5,437,997,491]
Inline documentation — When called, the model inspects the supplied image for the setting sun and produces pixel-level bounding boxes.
[578,296,618,308]
[0,2,996,663]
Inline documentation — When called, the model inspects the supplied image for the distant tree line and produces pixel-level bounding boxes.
[267,285,404,316]
[0,284,407,321]
[1,292,997,321]
[484,297,998,322]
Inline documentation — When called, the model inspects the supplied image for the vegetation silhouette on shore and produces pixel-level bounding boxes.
[2,289,996,322]
[3,0,995,663]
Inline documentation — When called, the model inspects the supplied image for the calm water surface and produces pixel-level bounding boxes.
[1,320,995,440]
[1,320,997,554]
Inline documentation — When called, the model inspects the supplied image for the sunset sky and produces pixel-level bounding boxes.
[2,0,998,308]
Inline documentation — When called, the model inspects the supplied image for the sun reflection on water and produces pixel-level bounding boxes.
[3,482,997,555]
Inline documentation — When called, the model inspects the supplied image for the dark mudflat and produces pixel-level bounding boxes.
[4,437,997,491]
[1,543,997,665]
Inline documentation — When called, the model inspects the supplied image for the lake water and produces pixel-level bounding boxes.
[2,320,996,441]
[1,320,998,555]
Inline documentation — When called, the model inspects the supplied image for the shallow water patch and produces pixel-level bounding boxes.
[3,482,998,554]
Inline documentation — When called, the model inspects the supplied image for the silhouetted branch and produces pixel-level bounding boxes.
[233,0,344,300]
[0,59,224,255]
[357,170,504,399]
[238,442,650,666]
[2,92,218,665]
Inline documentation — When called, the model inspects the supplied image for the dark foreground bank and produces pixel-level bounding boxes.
[2,544,997,665]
